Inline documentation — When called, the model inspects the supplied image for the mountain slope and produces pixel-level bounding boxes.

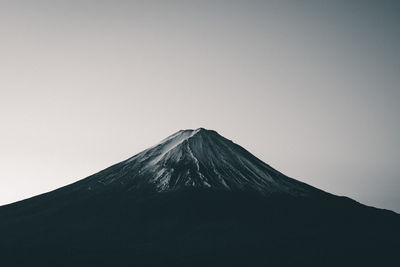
[50,128,324,196]
[0,128,399,267]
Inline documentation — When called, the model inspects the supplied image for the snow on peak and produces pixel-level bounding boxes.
[88,128,318,196]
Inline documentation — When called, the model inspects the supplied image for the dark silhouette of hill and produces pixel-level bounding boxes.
[1,128,399,266]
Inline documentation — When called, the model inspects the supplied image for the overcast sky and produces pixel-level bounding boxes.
[1,0,399,212]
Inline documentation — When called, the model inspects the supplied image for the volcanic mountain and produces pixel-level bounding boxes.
[0,128,399,266]
[69,128,321,196]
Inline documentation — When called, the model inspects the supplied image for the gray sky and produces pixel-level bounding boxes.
[1,0,399,212]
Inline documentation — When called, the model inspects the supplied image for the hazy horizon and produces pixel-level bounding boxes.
[1,1,399,212]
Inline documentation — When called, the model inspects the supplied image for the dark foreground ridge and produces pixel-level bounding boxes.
[0,128,399,266]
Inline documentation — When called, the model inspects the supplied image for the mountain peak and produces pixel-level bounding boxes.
[159,128,205,143]
[81,128,319,197]
[144,128,223,160]
[165,127,217,141]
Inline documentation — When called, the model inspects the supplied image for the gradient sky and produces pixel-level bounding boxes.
[1,1,399,212]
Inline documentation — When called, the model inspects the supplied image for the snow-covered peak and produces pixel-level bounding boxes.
[125,128,209,164]
[87,128,320,196]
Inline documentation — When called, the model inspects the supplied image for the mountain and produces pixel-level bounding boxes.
[69,128,322,195]
[0,128,399,267]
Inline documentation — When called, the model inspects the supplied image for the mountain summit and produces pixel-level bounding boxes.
[80,128,320,196]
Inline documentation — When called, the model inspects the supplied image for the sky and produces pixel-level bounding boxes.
[1,0,399,212]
